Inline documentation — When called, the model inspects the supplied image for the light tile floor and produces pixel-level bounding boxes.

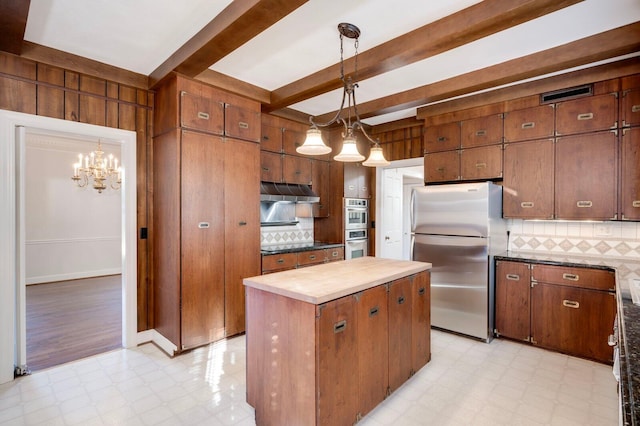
[0,330,618,425]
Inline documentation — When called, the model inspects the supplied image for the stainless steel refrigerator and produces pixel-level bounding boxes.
[411,182,506,342]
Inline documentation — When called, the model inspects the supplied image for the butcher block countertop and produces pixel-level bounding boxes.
[243,256,432,305]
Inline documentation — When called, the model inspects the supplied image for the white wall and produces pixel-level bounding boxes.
[25,134,121,284]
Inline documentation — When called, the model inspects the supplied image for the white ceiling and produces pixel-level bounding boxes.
[22,0,640,126]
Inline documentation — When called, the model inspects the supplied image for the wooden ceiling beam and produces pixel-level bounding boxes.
[265,0,584,112]
[0,0,31,55]
[311,22,640,124]
[149,0,308,87]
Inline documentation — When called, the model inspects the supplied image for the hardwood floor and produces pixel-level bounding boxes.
[26,275,122,371]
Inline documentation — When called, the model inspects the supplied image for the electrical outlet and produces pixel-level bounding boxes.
[595,224,612,236]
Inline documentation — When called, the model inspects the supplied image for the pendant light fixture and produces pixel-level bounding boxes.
[296,23,390,167]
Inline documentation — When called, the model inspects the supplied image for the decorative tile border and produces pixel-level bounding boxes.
[508,220,640,260]
[261,218,314,246]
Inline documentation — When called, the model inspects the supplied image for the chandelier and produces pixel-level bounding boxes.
[296,23,390,167]
[71,141,121,193]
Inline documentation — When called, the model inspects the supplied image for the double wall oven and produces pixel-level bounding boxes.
[344,198,369,259]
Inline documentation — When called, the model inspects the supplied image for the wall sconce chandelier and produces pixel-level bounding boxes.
[71,141,122,193]
[296,23,390,167]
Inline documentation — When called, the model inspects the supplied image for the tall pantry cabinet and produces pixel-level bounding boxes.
[153,74,260,353]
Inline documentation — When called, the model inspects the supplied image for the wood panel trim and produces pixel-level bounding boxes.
[0,0,30,55]
[265,0,583,112]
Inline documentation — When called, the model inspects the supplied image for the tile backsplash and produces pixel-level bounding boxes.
[260,217,314,247]
[507,220,640,260]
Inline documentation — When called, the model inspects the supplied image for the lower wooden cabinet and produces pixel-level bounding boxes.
[495,260,616,364]
[261,247,345,274]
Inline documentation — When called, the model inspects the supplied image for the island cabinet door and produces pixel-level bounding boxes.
[316,295,359,426]
[356,285,389,418]
[411,271,431,373]
[388,277,413,393]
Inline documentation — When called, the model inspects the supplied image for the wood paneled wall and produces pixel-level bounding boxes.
[0,52,153,331]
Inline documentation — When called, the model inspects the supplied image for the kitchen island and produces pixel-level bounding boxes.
[243,256,432,426]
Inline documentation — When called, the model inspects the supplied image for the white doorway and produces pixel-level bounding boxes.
[0,110,137,384]
[375,158,424,260]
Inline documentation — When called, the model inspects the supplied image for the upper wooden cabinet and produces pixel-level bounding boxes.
[424,122,460,152]
[312,159,330,218]
[460,145,502,181]
[154,73,261,142]
[424,150,459,183]
[460,114,503,147]
[283,128,306,155]
[555,131,618,220]
[555,93,618,136]
[621,127,640,220]
[283,154,312,185]
[503,138,555,219]
[622,87,640,128]
[260,151,282,183]
[504,105,555,143]
[344,163,370,198]
[261,122,283,152]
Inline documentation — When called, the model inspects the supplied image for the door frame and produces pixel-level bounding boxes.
[0,110,137,384]
[374,157,423,259]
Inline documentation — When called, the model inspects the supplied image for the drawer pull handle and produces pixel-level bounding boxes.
[369,306,379,317]
[521,122,535,129]
[197,112,210,120]
[331,251,339,257]
[520,201,534,208]
[577,113,593,121]
[562,273,579,281]
[362,187,367,191]
[576,200,592,208]
[239,221,247,226]
[262,167,270,172]
[436,167,445,172]
[633,201,640,208]
[276,259,285,264]
[476,162,487,169]
[295,170,301,175]
[238,121,249,129]
[309,255,316,260]
[475,130,487,136]
[198,222,210,229]
[418,287,426,296]
[397,296,405,305]
[562,300,580,309]
[334,320,347,333]
[437,136,447,142]
[632,105,640,113]
[506,274,520,281]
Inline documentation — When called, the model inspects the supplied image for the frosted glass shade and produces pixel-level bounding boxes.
[363,146,390,167]
[333,136,364,162]
[296,128,332,155]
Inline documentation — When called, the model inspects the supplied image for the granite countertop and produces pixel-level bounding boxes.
[243,256,432,305]
[496,250,640,425]
[260,241,344,255]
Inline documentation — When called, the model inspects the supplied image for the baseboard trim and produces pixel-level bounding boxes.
[26,269,122,285]
[136,329,177,356]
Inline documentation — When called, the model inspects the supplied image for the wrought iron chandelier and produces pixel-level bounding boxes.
[296,23,390,167]
[71,140,121,193]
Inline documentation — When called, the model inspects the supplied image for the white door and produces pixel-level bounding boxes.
[380,168,403,259]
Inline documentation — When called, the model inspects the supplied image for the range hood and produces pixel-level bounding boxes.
[260,182,319,203]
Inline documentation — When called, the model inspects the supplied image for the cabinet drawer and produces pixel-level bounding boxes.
[531,264,615,291]
[555,93,618,135]
[460,144,502,180]
[262,253,297,272]
[461,114,503,147]
[225,104,260,142]
[424,122,460,152]
[282,129,306,155]
[180,91,224,135]
[424,150,459,183]
[326,247,344,262]
[260,151,282,183]
[504,105,554,143]
[297,249,326,266]
[261,123,282,152]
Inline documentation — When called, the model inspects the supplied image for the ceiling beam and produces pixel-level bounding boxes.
[312,22,640,123]
[0,0,31,55]
[264,0,584,112]
[149,0,308,87]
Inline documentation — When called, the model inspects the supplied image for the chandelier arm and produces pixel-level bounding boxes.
[308,85,349,129]
[352,121,377,144]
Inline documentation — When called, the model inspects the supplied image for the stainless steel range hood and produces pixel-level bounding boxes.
[260,182,319,203]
